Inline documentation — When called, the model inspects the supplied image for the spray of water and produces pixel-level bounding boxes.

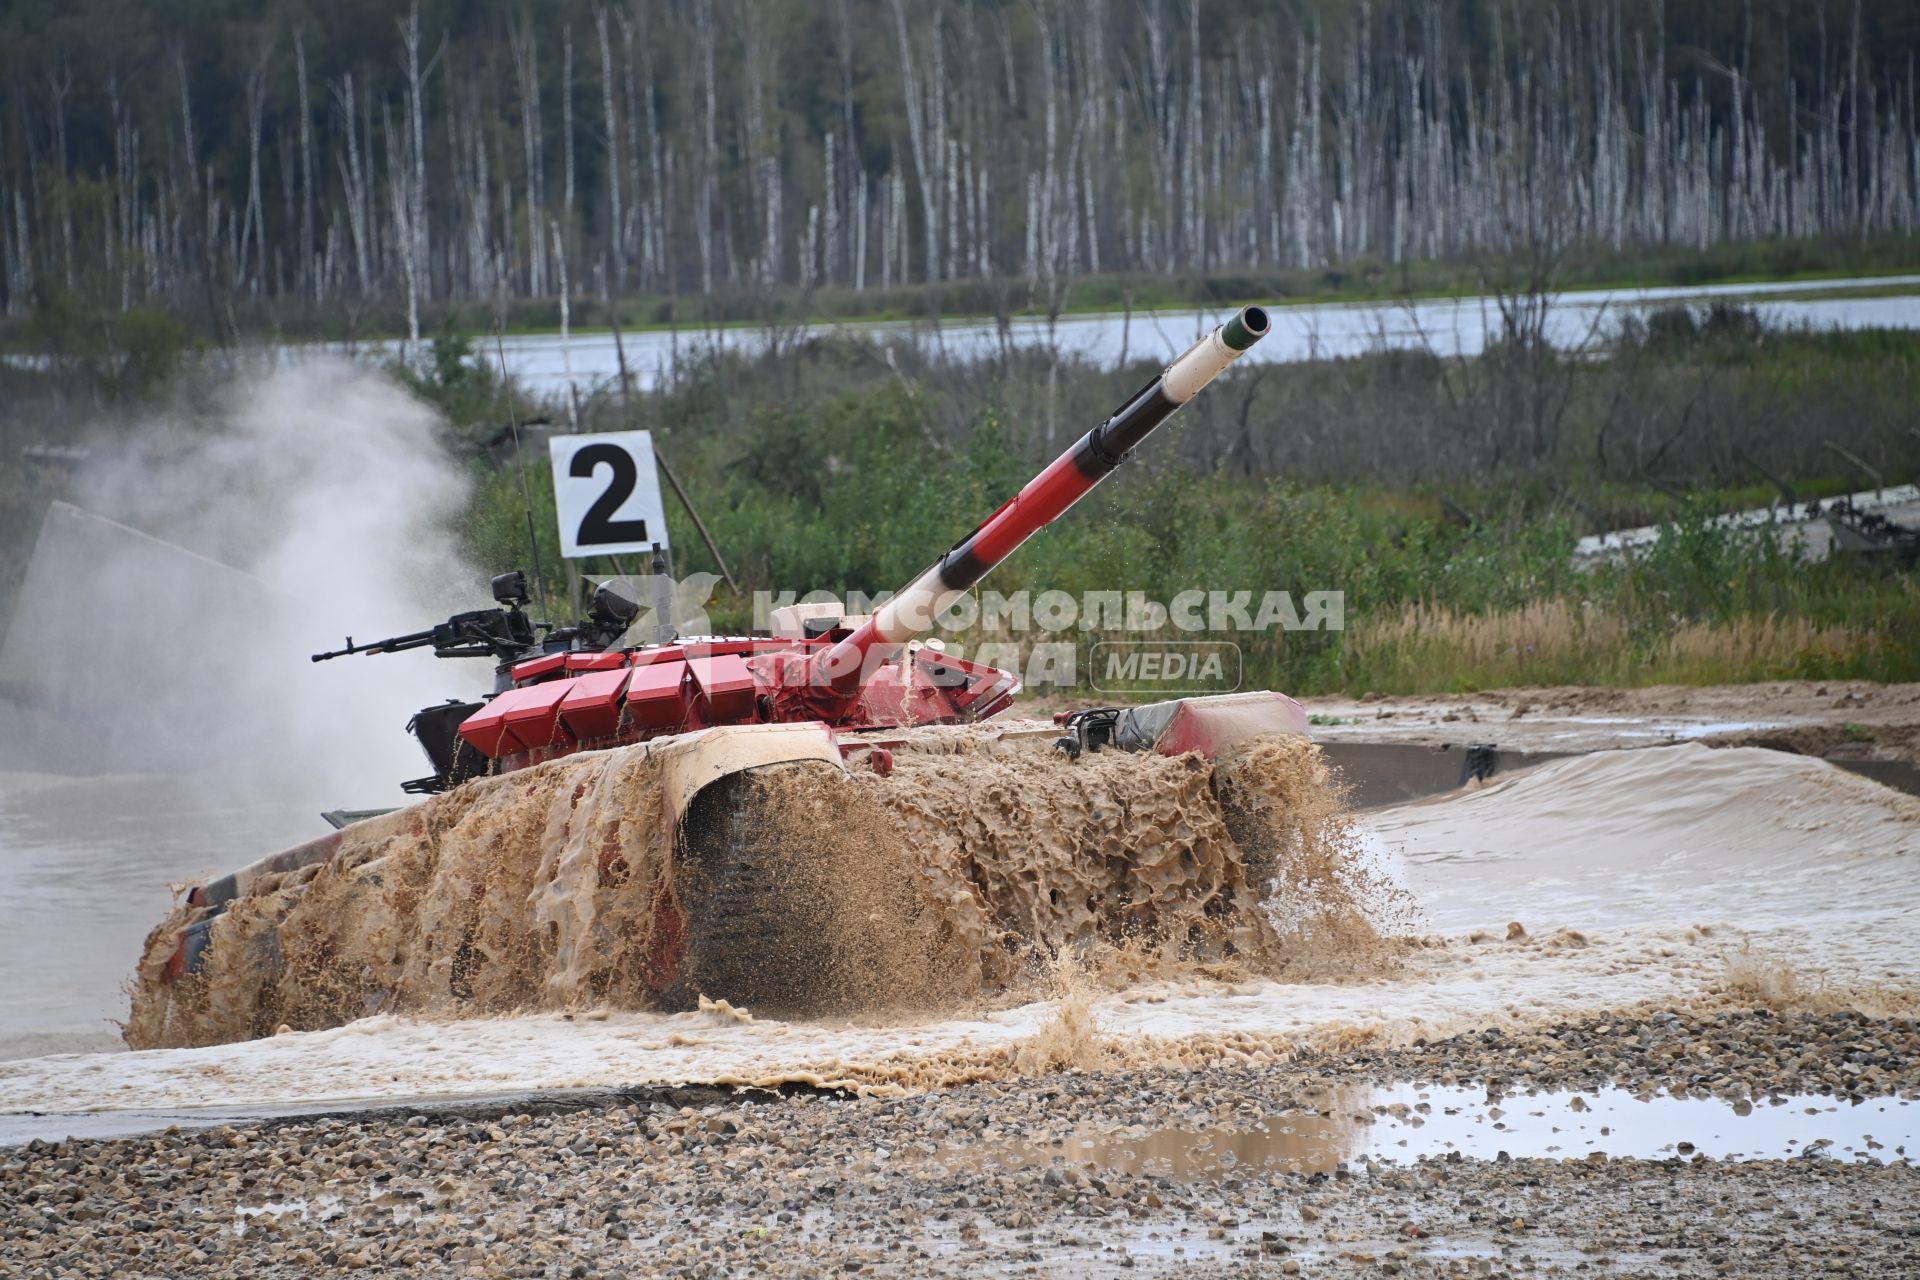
[0,360,482,806]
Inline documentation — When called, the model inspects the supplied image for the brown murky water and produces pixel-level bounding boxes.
[123,730,1378,1051]
[0,768,326,1059]
[3,740,1916,1126]
[936,1084,1917,1178]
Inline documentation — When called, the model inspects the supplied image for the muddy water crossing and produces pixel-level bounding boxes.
[2,739,1916,1124]
[0,768,331,1059]
[119,730,1381,1051]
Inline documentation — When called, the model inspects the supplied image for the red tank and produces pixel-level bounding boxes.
[131,306,1323,1043]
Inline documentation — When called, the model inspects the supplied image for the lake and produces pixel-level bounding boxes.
[356,273,1920,399]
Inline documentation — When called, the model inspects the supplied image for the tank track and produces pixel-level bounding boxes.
[674,761,849,1014]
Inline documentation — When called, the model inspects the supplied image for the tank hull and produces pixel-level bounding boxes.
[128,693,1312,1048]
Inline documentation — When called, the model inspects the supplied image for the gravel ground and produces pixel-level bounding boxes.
[7,1008,1916,1279]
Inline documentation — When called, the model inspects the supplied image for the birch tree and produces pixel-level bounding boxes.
[4,0,1919,319]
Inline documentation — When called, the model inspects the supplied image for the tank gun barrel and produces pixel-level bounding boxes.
[813,304,1270,689]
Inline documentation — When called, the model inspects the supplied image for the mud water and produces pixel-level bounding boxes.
[942,1084,1917,1177]
[114,729,1365,1052]
[0,768,321,1059]
[1,731,1914,1125]
[5,711,1919,1278]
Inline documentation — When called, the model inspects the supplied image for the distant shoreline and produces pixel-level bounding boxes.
[9,236,1919,352]
[312,269,1920,347]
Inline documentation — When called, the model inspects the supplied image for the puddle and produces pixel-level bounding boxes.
[939,1083,1917,1179]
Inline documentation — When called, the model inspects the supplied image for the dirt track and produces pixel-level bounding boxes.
[1298,680,1920,763]
[7,1009,1916,1279]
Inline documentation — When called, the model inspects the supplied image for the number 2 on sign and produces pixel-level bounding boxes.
[570,443,649,544]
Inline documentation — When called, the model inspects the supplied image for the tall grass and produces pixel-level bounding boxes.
[1344,602,1887,692]
[460,410,1915,695]
[437,326,1920,696]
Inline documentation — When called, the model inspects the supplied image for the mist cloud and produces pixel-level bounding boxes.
[1,360,484,806]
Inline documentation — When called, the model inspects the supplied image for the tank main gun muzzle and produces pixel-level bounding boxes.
[813,304,1271,689]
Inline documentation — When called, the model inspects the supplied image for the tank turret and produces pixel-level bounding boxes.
[428,305,1272,780]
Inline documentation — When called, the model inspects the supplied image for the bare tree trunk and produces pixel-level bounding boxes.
[12,187,34,314]
[468,81,494,295]
[889,0,940,282]
[48,65,73,289]
[551,217,577,427]
[1850,0,1864,228]
[596,6,623,289]
[498,133,516,294]
[398,3,436,308]
[385,102,420,351]
[930,13,949,281]
[834,0,864,289]
[445,58,468,293]
[361,73,381,276]
[108,69,133,309]
[175,45,229,344]
[562,19,576,256]
[511,10,546,296]
[334,72,372,295]
[744,10,773,283]
[823,128,838,283]
[239,41,271,295]
[644,22,667,288]
[855,172,868,291]
[1184,0,1201,267]
[696,0,718,294]
[294,28,316,300]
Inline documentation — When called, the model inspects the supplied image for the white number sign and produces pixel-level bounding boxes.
[549,431,672,559]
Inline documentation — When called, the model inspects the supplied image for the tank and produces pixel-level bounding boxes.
[127,305,1333,1048]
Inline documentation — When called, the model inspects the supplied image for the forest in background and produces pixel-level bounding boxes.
[2,0,1919,342]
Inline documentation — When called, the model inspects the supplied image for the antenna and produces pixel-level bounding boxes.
[494,325,549,614]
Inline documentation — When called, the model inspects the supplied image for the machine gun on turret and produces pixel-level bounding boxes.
[311,571,542,668]
[311,568,650,794]
[312,570,651,674]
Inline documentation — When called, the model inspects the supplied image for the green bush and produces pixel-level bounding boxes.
[109,308,190,399]
[391,324,502,428]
